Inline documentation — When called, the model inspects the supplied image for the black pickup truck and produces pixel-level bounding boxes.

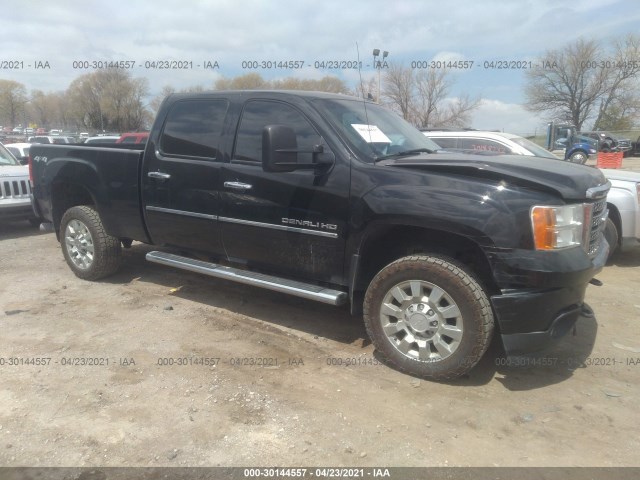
[30,91,610,380]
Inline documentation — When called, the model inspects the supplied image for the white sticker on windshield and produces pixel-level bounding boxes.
[351,124,391,143]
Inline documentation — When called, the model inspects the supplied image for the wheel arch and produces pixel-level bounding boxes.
[606,202,622,248]
[350,223,499,315]
[51,181,97,239]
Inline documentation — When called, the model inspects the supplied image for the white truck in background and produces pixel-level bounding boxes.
[601,169,640,257]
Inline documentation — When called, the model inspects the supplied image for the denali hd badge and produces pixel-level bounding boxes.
[282,218,337,231]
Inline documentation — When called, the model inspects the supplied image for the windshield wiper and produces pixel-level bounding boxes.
[375,148,434,161]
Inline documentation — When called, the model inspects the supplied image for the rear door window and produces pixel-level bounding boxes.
[459,138,512,154]
[160,99,229,160]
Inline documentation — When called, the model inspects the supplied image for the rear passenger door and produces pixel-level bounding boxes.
[142,98,228,256]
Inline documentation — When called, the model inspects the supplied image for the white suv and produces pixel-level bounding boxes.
[422,130,561,160]
[0,143,38,224]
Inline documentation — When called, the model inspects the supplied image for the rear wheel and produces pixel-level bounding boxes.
[60,206,122,280]
[363,255,494,380]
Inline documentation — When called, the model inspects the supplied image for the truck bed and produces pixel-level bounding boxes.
[30,144,149,243]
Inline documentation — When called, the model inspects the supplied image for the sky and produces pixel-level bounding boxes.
[2,0,639,134]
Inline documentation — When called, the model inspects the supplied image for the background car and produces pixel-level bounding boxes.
[422,130,562,160]
[83,135,121,144]
[116,132,149,144]
[4,143,31,165]
[0,143,39,225]
[29,136,76,144]
[581,131,632,154]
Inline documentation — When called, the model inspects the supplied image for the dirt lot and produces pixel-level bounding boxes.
[1,183,639,468]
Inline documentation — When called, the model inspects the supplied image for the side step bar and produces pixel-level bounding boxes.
[146,251,348,306]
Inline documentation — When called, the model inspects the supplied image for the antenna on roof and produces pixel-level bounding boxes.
[355,42,372,143]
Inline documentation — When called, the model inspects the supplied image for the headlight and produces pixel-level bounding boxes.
[589,148,597,154]
[531,204,589,250]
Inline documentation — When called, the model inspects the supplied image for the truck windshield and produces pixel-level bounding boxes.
[0,144,20,166]
[313,98,441,162]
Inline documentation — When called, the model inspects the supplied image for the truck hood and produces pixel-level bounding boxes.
[0,165,29,177]
[379,153,608,201]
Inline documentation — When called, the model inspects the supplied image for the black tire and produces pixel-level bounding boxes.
[363,255,494,380]
[603,217,619,259]
[59,205,122,280]
[569,151,587,164]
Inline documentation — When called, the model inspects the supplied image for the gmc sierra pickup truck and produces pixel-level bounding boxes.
[30,91,610,380]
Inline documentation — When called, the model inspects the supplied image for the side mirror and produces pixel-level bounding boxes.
[262,125,298,173]
[262,124,335,173]
[18,156,29,165]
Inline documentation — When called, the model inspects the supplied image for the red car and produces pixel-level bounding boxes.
[116,132,149,144]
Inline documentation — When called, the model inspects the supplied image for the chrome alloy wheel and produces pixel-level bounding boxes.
[64,219,95,270]
[379,280,463,361]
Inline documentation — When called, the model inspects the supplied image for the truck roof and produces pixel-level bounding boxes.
[167,90,366,102]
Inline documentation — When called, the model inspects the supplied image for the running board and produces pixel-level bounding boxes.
[146,251,348,306]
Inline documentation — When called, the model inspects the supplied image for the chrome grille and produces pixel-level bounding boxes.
[588,198,607,256]
[0,179,31,199]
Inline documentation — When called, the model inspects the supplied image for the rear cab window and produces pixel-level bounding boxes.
[160,99,229,160]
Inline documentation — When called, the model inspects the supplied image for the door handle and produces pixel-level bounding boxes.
[224,181,252,191]
[148,171,171,180]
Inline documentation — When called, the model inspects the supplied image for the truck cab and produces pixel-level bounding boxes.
[545,122,597,164]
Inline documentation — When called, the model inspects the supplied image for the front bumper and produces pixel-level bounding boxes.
[489,239,608,356]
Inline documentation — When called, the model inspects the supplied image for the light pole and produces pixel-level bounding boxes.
[372,49,388,104]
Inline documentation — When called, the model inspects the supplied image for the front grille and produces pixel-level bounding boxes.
[0,179,31,199]
[588,198,607,256]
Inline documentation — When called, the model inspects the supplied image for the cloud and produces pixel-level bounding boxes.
[470,99,545,135]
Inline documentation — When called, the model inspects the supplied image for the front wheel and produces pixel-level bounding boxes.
[363,255,494,380]
[569,151,587,164]
[60,205,122,280]
[603,217,619,260]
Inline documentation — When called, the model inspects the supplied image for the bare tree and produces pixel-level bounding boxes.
[29,90,54,127]
[214,73,350,94]
[524,36,640,130]
[381,64,480,127]
[352,76,377,101]
[272,76,349,94]
[0,80,27,127]
[593,34,640,129]
[150,85,176,114]
[66,69,150,131]
[382,63,414,120]
[214,73,269,90]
